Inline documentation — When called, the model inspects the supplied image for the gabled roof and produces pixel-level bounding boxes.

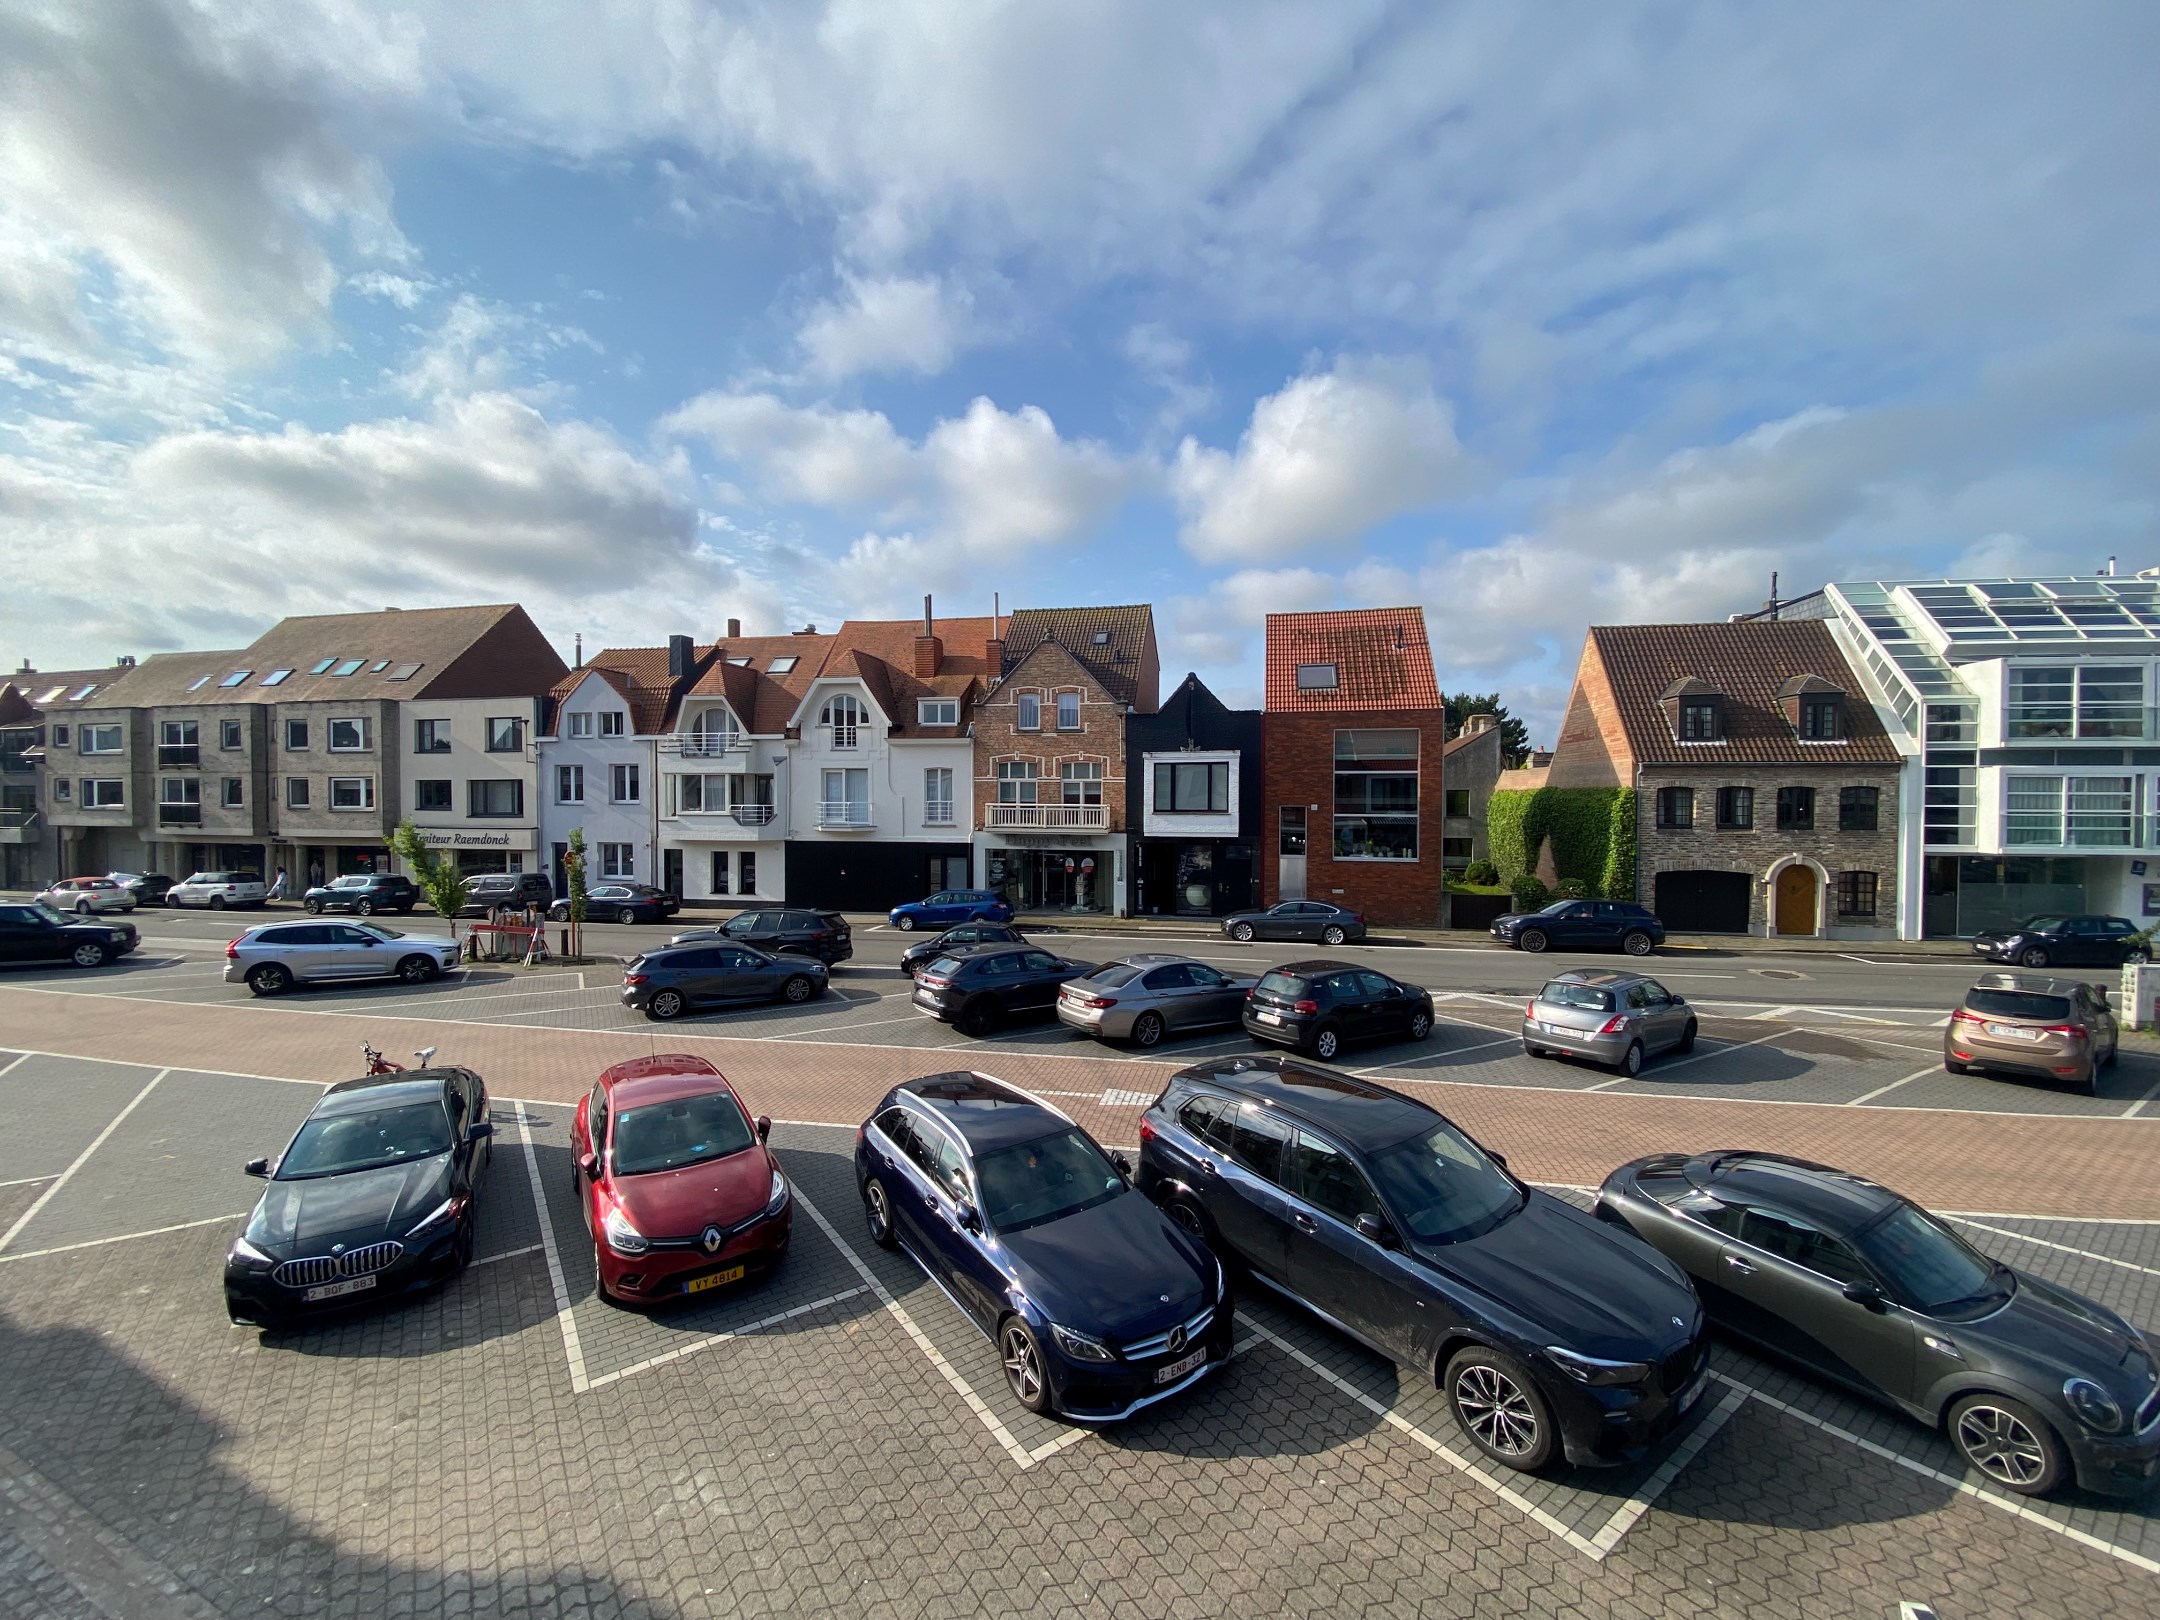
[787,615,996,736]
[7,664,140,711]
[1000,605,1155,708]
[1264,608,1440,712]
[546,644,716,737]
[685,631,832,735]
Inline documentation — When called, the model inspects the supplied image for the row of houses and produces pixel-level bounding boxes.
[0,600,1506,926]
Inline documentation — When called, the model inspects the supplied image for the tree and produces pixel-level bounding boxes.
[1443,692,1532,767]
[563,826,589,959]
[386,819,471,935]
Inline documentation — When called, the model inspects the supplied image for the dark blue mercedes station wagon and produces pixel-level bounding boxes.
[855,1071,1231,1422]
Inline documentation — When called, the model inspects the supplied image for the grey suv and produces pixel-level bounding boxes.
[225,920,462,996]
[460,871,555,915]
[1523,970,1696,1076]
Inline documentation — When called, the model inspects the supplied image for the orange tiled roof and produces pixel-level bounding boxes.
[1265,608,1440,712]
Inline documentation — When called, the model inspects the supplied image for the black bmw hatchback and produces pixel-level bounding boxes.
[225,1067,493,1327]
[1598,1151,2160,1497]
[1241,959,1435,1062]
[1139,1056,1707,1472]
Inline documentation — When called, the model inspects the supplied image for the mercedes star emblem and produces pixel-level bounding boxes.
[1166,1326,1188,1355]
[702,1225,724,1253]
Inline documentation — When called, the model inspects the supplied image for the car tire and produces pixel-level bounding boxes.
[396,954,437,984]
[961,997,1001,1037]
[1518,929,1548,953]
[648,989,686,1021]
[70,941,108,969]
[1677,1019,1698,1054]
[354,900,374,916]
[2129,948,2152,965]
[1618,1040,1645,1078]
[2102,1038,2119,1069]
[1446,1346,1557,1473]
[246,963,291,996]
[304,898,322,914]
[1321,925,1348,946]
[1131,1011,1166,1049]
[208,896,226,911]
[895,915,915,931]
[73,899,91,915]
[998,1317,1054,1416]
[1525,1044,1549,1059]
[1163,1197,1214,1245]
[1947,1393,2067,1495]
[2019,946,2050,968]
[1311,1025,1342,1062]
[863,1178,899,1249]
[616,908,636,924]
[1408,1009,1433,1040]
[1622,931,1654,957]
[1231,922,1255,943]
[782,975,815,1004]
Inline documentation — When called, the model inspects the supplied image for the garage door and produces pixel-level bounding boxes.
[1654,869,1752,934]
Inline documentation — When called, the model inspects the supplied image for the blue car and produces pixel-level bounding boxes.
[888,889,1013,931]
[855,1072,1231,1421]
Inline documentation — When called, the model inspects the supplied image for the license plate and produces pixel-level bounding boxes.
[1539,1022,1568,1035]
[1678,1377,1705,1415]
[1155,1347,1207,1384]
[303,1275,376,1302]
[684,1265,745,1295]
[1985,1023,2043,1040]
[1255,1010,1282,1025]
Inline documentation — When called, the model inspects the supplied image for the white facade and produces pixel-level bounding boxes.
[784,677,971,842]
[656,694,788,905]
[536,670,656,893]
[1140,749,1241,839]
[396,695,543,875]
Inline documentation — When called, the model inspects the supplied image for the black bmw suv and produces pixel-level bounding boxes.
[1138,1055,1708,1473]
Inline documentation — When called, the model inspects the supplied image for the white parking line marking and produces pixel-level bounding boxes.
[0,1175,55,1190]
[582,1286,870,1391]
[0,1053,34,1081]
[514,1108,590,1394]
[1845,1064,1943,1106]
[764,1009,942,1041]
[1356,1034,1520,1075]
[0,1068,167,1254]
[1583,1384,1749,1555]
[1946,1218,2160,1280]
[470,1243,542,1267]
[1099,1088,1155,1108]
[0,1211,244,1265]
[2121,1071,2160,1119]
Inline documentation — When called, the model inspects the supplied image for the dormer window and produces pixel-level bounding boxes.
[1660,677,1723,742]
[918,698,959,727]
[1680,702,1718,741]
[1777,674,1845,741]
[820,693,864,748]
[1798,699,1840,739]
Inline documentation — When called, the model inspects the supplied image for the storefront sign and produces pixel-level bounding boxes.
[417,829,533,849]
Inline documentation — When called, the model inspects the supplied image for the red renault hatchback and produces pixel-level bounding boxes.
[569,1054,792,1305]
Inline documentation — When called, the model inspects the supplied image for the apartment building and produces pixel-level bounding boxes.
[4,659,152,885]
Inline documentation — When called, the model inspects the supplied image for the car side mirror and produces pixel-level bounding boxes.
[755,1115,772,1141]
[576,1152,598,1179]
[1354,1212,1396,1248]
[1841,1281,1886,1311]
[467,1121,493,1142]
[1490,1152,1509,1170]
[1112,1151,1132,1177]
[243,1156,270,1178]
[954,1200,981,1232]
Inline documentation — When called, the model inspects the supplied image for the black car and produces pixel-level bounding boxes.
[1220,901,1367,946]
[1491,900,1664,956]
[621,942,830,1020]
[857,1071,1231,1421]
[224,1066,494,1327]
[549,883,675,925]
[1242,959,1435,1063]
[109,871,177,903]
[460,871,556,916]
[900,921,1027,978]
[0,901,138,968]
[681,907,854,965]
[1968,914,2150,970]
[303,872,418,916]
[910,943,1094,1036]
[1140,1057,1707,1472]
[1597,1151,2160,1498]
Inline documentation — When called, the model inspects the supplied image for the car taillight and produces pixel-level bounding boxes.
[1138,1120,1156,1144]
[1950,1009,1985,1026]
[2044,1024,2084,1040]
[1077,995,1114,1009]
[624,973,648,986]
[1597,1015,1629,1035]
[1525,1002,1536,1019]
[1293,999,1319,1015]
[225,939,240,959]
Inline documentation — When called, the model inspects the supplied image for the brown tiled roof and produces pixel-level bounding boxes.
[1000,605,1155,707]
[1264,608,1440,712]
[547,644,716,736]
[814,615,996,734]
[687,632,832,734]
[1588,621,1903,767]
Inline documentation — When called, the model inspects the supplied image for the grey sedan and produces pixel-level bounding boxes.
[224,921,463,996]
[1522,970,1696,1077]
[1219,901,1366,946]
[1056,953,1258,1049]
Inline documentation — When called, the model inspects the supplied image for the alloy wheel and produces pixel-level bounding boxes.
[1167,1202,1205,1237]
[249,965,289,996]
[650,990,685,1020]
[71,943,106,968]
[354,900,373,916]
[1623,932,1653,956]
[1133,1012,1164,1048]
[2019,947,2050,968]
[895,915,915,931]
[1953,1404,2047,1487]
[1001,1322,1045,1406]
[1322,926,1346,946]
[864,1180,896,1247]
[784,976,813,1003]
[1622,1042,1644,1077]
[76,901,92,915]
[1314,1028,1340,1061]
[1409,1011,1432,1040]
[1232,923,1254,942]
[1453,1363,1540,1459]
[1519,929,1547,953]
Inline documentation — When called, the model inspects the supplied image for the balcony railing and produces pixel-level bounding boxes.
[818,801,873,829]
[0,810,34,845]
[663,732,746,758]
[158,802,203,826]
[732,804,776,825]
[986,803,1108,829]
[157,744,200,767]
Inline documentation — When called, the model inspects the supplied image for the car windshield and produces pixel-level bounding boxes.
[28,902,69,925]
[1856,1204,2008,1313]
[1538,981,1613,1011]
[2015,917,2066,933]
[611,1091,755,1175]
[1965,989,2073,1021]
[1081,963,1147,988]
[333,876,368,888]
[974,1128,1126,1234]
[277,1101,453,1179]
[1537,901,1579,916]
[1364,1123,1525,1244]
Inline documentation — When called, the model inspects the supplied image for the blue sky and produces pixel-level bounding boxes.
[4,2,2158,738]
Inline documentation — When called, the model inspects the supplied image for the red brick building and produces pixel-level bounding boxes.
[1260,608,1449,926]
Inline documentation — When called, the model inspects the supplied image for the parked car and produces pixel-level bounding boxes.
[108,871,177,904]
[858,1071,1230,1421]
[548,883,674,925]
[1597,1150,2160,1497]
[1491,900,1664,956]
[621,942,829,1021]
[1140,1056,1707,1472]
[1523,971,1698,1077]
[888,890,1013,931]
[1241,959,1434,1063]
[166,870,266,910]
[1057,954,1260,1049]
[570,1053,791,1306]
[459,871,556,915]
[1943,974,2117,1094]
[33,876,136,914]
[1219,901,1366,946]
[0,901,138,968]
[900,921,1026,979]
[672,907,853,965]
[223,1063,493,1327]
[224,920,463,995]
[302,873,418,916]
[910,944,1094,1036]
[1968,915,2150,970]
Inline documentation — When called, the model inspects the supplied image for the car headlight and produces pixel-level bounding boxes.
[1049,1322,1116,1362]
[229,1236,277,1269]
[601,1205,650,1257]
[2064,1377,2124,1434]
[407,1195,466,1237]
[1544,1345,1651,1387]
[764,1168,790,1215]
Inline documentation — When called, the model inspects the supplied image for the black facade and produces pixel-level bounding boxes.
[1126,673,1262,917]
[785,838,976,913]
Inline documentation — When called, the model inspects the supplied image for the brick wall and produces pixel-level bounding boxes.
[1543,636,1631,788]
[1260,710,1449,925]
[972,642,1127,829]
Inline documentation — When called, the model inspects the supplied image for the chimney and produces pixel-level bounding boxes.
[984,635,1005,675]
[797,623,818,635]
[914,593,943,677]
[1465,712,1496,735]
[574,633,582,667]
[667,634,694,679]
[115,654,136,668]
[726,617,741,639]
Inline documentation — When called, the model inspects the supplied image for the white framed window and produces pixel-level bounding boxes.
[159,776,199,805]
[220,719,243,750]
[221,778,244,808]
[567,712,594,738]
[924,767,955,824]
[328,716,371,751]
[599,711,625,737]
[820,693,864,748]
[557,764,584,803]
[285,718,308,750]
[1056,691,1081,730]
[160,720,198,746]
[286,777,309,809]
[997,760,1039,804]
[81,778,123,807]
[918,698,959,727]
[329,776,376,811]
[1059,759,1102,805]
[80,724,121,754]
[820,767,870,825]
[611,763,640,803]
[1015,692,1040,731]
[600,842,634,877]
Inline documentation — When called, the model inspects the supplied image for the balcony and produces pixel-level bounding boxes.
[731,803,776,825]
[986,803,1108,830]
[158,802,203,826]
[817,801,874,830]
[0,809,35,845]
[157,744,201,768]
[663,732,746,759]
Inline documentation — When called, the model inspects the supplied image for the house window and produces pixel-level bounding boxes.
[468,779,523,818]
[1839,786,1879,832]
[1296,663,1339,692]
[1680,702,1718,741]
[740,852,756,894]
[820,694,864,748]
[1715,786,1753,830]
[1279,805,1306,855]
[918,698,959,727]
[598,712,625,737]
[600,843,633,878]
[52,779,69,801]
[1059,760,1103,806]
[1056,691,1081,730]
[486,716,524,753]
[1837,871,1879,917]
[2007,774,2139,847]
[286,777,310,809]
[1798,699,1841,740]
[710,852,730,896]
[567,712,594,738]
[50,724,71,748]
[160,777,200,805]
[1442,837,1474,867]
[923,768,955,824]
[221,778,244,808]
[414,718,451,753]
[1776,786,1815,831]
[556,764,584,803]
[220,719,242,750]
[1655,787,1694,830]
[1444,788,1470,818]
[820,768,869,824]
[1015,692,1040,731]
[159,720,197,747]
[1333,729,1418,860]
[285,718,308,750]
[1925,704,1975,745]
[329,776,375,811]
[414,779,452,812]
[81,778,124,807]
[329,717,371,751]
[610,763,639,803]
[80,724,121,754]
[2007,666,2145,740]
[997,760,1039,804]
[1153,761,1229,813]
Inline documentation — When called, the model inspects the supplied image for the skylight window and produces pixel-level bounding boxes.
[219,671,252,688]
[386,662,422,681]
[1296,663,1339,691]
[69,684,96,700]
[309,658,337,674]
[331,659,365,676]
[261,669,292,686]
[186,675,213,692]
[729,657,752,666]
[768,656,798,673]
[1092,631,1111,646]
[369,660,390,672]
[35,686,64,703]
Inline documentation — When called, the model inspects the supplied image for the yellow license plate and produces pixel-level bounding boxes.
[684,1265,746,1295]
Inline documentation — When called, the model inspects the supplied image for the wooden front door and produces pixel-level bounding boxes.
[1774,865,1818,936]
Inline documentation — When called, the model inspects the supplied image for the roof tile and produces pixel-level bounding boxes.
[1265,608,1440,711]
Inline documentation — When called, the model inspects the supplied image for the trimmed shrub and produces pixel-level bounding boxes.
[1509,873,1550,912]
[1485,786,1636,900]
[1463,858,1500,887]
[1551,878,1589,901]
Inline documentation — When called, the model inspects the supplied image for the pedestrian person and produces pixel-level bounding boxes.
[268,865,289,903]
[307,858,324,890]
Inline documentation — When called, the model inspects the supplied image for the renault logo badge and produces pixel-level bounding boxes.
[1166,1326,1187,1355]
[702,1225,724,1254]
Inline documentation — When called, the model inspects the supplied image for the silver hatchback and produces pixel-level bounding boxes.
[1522,970,1697,1077]
[224,920,463,996]
[1056,953,1259,1049]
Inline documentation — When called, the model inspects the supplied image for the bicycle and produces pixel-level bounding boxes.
[361,1042,440,1075]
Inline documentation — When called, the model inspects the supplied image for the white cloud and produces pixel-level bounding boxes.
[922,398,1127,552]
[662,391,916,508]
[394,294,602,403]
[797,272,964,380]
[1172,359,1473,563]
[348,269,430,309]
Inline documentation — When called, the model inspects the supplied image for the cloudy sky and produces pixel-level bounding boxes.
[4,2,2156,736]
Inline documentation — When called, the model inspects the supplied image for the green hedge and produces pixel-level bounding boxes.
[1485,786,1636,901]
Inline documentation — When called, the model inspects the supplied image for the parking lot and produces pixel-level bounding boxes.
[3,922,2159,1619]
